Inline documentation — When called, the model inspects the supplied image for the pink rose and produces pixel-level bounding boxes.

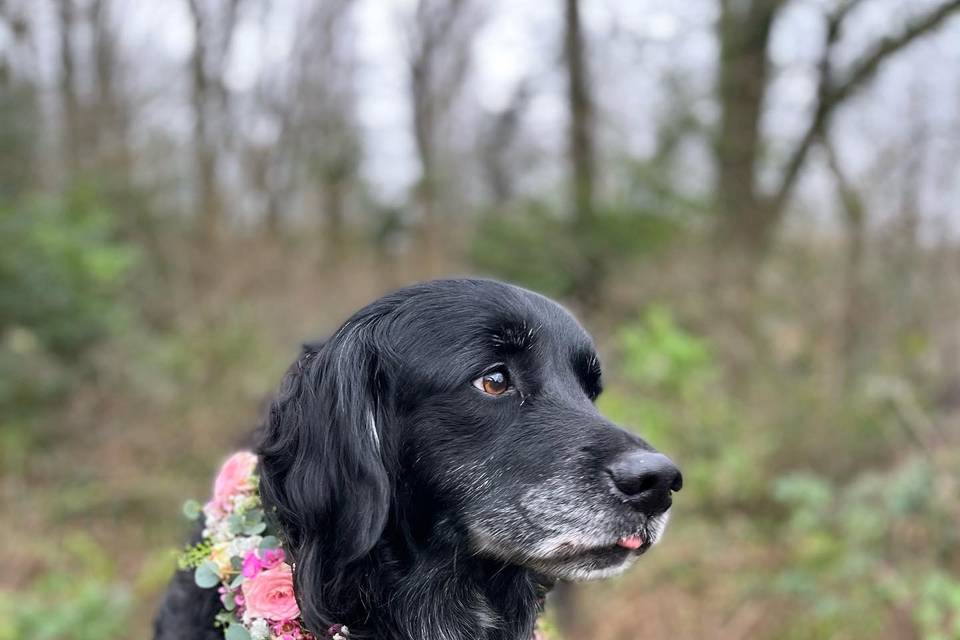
[210,451,258,514]
[242,562,300,621]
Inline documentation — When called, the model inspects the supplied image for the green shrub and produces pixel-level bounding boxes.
[0,188,137,466]
[0,188,137,359]
[470,199,680,298]
[0,535,133,640]
[599,306,771,509]
[772,453,960,638]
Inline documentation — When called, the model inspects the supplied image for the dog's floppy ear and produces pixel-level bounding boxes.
[258,317,391,632]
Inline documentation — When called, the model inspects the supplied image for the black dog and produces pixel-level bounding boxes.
[154,278,681,640]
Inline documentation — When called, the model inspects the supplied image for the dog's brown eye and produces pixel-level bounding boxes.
[473,369,511,396]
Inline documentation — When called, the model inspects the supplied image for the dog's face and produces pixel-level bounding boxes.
[259,279,681,630]
[386,280,681,580]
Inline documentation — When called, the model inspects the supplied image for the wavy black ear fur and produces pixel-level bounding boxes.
[258,316,392,634]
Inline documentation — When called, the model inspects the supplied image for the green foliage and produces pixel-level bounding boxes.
[259,535,280,551]
[0,188,138,467]
[0,79,38,202]
[617,306,713,392]
[179,539,214,571]
[0,327,66,468]
[128,307,279,407]
[599,307,769,509]
[183,498,203,521]
[598,304,960,637]
[0,188,137,358]
[225,623,252,640]
[772,454,960,638]
[470,199,680,298]
[194,561,221,589]
[0,535,132,640]
[915,572,960,640]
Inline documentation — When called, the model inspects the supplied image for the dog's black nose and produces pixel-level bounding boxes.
[606,451,682,510]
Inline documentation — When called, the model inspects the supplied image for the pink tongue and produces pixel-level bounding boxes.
[617,535,644,550]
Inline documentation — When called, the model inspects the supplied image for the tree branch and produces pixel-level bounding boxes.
[766,0,960,218]
[821,135,863,229]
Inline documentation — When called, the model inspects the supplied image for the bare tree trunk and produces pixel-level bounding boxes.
[0,5,37,201]
[89,0,130,183]
[481,81,530,206]
[57,0,81,180]
[410,29,440,270]
[712,0,782,342]
[186,0,230,245]
[264,195,282,239]
[406,0,480,273]
[323,177,346,264]
[823,140,866,390]
[714,0,781,256]
[564,0,601,306]
[564,0,593,224]
[282,0,361,259]
[247,143,281,238]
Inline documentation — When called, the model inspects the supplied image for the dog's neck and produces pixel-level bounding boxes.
[364,534,552,640]
[310,475,556,639]
[322,473,553,640]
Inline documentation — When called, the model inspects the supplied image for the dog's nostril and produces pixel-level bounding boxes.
[670,469,684,493]
[610,469,658,496]
[607,451,682,500]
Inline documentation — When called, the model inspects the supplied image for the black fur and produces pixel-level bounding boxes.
[155,279,680,640]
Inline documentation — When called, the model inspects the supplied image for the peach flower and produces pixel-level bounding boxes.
[209,541,234,577]
[210,451,258,514]
[241,562,301,621]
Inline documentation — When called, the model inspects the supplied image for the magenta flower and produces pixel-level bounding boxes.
[262,547,285,569]
[242,551,263,578]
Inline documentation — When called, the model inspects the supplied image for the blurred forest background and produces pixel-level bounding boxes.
[2,0,960,638]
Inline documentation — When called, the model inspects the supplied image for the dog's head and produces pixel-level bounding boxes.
[259,279,681,628]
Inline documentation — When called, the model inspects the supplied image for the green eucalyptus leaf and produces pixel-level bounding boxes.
[243,521,267,535]
[227,513,244,535]
[223,592,236,611]
[225,623,251,640]
[194,561,221,589]
[230,573,244,589]
[230,555,244,571]
[259,535,280,550]
[215,611,234,626]
[182,499,202,521]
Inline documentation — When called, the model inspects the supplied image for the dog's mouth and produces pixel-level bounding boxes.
[469,502,672,581]
[528,510,671,578]
[550,533,653,562]
[518,534,654,581]
[616,533,646,550]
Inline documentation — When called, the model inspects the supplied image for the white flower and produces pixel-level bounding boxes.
[249,617,270,640]
[228,535,261,558]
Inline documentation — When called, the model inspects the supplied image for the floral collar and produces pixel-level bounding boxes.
[179,452,551,640]
[179,452,346,640]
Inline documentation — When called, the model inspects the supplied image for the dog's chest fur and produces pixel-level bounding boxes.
[355,540,549,640]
